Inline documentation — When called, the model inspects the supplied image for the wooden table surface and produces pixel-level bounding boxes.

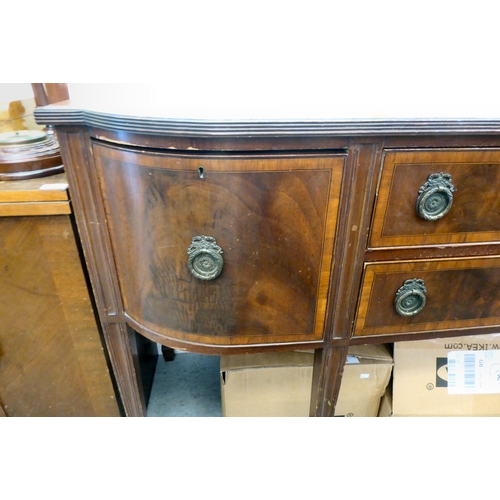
[0,173,70,216]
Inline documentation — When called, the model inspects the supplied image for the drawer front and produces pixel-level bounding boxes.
[370,149,500,248]
[93,143,344,347]
[354,257,500,338]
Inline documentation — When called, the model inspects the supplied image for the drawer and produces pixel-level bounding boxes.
[92,143,344,347]
[354,257,500,338]
[369,149,500,248]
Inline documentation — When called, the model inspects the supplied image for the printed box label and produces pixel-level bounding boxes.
[448,351,500,394]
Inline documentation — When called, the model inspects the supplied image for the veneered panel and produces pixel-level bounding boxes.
[93,144,344,347]
[370,149,500,248]
[354,257,500,338]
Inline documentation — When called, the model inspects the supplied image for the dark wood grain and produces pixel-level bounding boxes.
[370,149,500,248]
[34,98,500,417]
[354,257,500,338]
[89,127,349,152]
[311,140,384,415]
[365,243,500,262]
[93,143,344,348]
[349,325,500,345]
[310,346,350,417]
[383,135,500,149]
[56,127,146,416]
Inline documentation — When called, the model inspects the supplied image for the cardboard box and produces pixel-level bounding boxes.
[377,385,393,417]
[220,344,393,417]
[393,334,500,416]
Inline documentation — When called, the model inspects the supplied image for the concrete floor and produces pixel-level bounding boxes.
[147,352,222,417]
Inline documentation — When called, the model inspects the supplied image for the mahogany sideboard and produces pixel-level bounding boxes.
[35,100,500,417]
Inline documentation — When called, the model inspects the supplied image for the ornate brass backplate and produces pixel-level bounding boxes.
[187,235,224,281]
[416,172,454,221]
[394,278,427,316]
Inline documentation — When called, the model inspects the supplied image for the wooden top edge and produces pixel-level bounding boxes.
[0,173,68,202]
[34,103,500,137]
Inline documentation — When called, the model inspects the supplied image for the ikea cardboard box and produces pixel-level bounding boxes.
[393,334,500,416]
[220,344,393,417]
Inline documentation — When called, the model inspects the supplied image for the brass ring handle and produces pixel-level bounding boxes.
[416,172,454,221]
[187,235,224,280]
[394,279,427,316]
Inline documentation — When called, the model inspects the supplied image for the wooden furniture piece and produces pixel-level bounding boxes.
[31,83,69,108]
[0,92,64,180]
[34,93,500,416]
[0,173,121,416]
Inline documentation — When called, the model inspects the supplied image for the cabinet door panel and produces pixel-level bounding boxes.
[93,144,344,348]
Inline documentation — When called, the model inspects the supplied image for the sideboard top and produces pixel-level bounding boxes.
[34,83,500,137]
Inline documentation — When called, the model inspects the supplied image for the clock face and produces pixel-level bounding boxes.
[0,130,48,146]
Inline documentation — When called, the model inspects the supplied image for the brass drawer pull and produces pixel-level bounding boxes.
[394,279,427,316]
[187,235,224,280]
[416,172,454,221]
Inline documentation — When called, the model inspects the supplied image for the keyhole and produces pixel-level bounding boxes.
[198,166,205,179]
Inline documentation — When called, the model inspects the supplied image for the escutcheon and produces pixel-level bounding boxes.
[187,235,224,280]
[416,172,454,221]
[394,278,427,316]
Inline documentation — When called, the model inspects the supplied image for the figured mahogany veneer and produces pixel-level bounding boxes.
[370,149,500,248]
[34,100,500,417]
[93,144,343,348]
[354,257,500,338]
